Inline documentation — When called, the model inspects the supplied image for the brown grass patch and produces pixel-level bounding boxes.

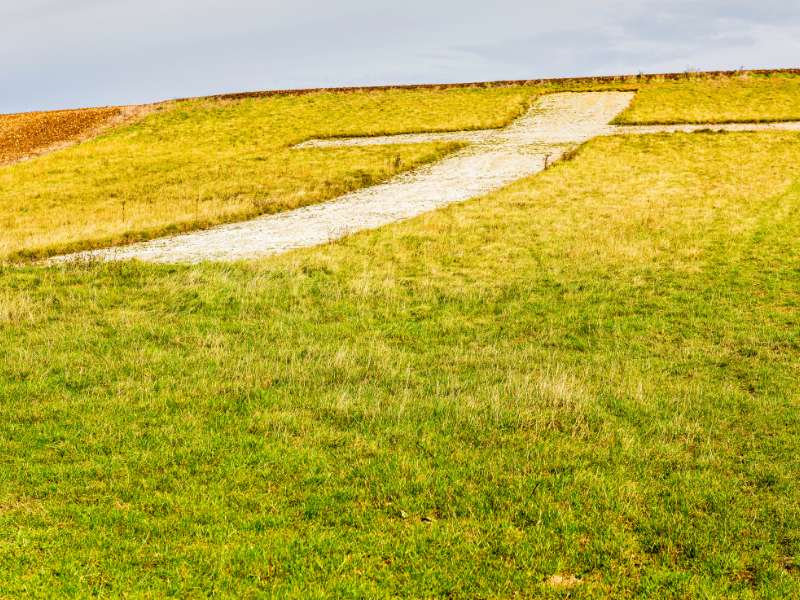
[548,574,582,588]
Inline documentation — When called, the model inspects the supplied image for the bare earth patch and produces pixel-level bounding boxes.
[0,105,153,166]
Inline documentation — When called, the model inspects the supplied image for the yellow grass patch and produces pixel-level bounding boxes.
[2,73,799,262]
[0,291,38,325]
[0,87,537,261]
[617,74,800,124]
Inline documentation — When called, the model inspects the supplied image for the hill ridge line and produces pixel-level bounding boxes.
[4,68,799,117]
[192,68,800,104]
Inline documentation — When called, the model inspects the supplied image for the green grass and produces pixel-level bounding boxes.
[1,130,799,597]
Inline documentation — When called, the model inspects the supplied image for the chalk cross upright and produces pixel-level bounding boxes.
[65,92,800,263]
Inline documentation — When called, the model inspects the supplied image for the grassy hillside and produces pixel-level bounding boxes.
[617,73,800,124]
[2,73,800,261]
[2,127,799,596]
[0,87,534,261]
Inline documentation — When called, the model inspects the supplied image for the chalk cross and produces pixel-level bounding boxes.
[59,92,800,263]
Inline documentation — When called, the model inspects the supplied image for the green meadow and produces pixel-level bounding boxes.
[1,73,799,597]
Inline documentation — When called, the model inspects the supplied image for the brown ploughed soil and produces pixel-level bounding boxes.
[0,107,124,165]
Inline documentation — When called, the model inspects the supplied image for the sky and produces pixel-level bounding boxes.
[2,0,799,114]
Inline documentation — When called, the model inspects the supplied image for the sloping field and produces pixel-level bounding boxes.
[2,72,800,261]
[1,72,799,597]
[618,73,800,124]
[58,91,636,263]
[0,87,534,260]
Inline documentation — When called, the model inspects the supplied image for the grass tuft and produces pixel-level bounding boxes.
[0,290,38,325]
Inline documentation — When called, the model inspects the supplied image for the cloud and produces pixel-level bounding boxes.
[1,0,798,113]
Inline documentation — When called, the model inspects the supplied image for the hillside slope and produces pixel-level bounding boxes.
[2,72,800,261]
[0,71,799,598]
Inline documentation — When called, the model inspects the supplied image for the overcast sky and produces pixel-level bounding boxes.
[2,0,799,114]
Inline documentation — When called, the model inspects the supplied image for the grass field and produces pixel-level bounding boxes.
[1,72,800,597]
[2,73,800,262]
[2,125,799,596]
[617,73,800,124]
[0,87,534,261]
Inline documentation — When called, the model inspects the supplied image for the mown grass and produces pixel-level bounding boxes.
[0,87,537,261]
[1,131,799,597]
[617,73,800,124]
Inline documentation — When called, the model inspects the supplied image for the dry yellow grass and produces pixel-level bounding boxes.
[2,72,799,262]
[0,87,536,260]
[0,291,38,325]
[617,73,800,124]
[396,131,800,279]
